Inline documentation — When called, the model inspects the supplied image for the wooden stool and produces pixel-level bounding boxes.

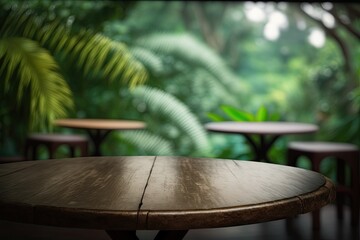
[287,141,359,231]
[25,133,89,160]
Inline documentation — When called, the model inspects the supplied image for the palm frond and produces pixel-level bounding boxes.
[0,37,73,130]
[132,86,210,154]
[1,7,148,87]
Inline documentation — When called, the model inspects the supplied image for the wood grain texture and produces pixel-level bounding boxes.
[0,156,155,229]
[0,156,334,231]
[140,157,334,229]
[0,161,40,177]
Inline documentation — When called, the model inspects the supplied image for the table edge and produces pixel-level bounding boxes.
[0,178,335,230]
[140,177,335,230]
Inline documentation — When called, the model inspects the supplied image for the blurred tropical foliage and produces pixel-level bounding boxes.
[0,1,147,155]
[0,1,359,174]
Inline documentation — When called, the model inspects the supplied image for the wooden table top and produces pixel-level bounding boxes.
[54,119,146,130]
[205,121,318,135]
[0,156,334,230]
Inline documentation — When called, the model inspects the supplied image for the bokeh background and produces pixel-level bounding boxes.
[1,1,359,179]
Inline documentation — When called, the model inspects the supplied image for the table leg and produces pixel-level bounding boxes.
[243,134,280,162]
[242,135,261,161]
[154,230,189,240]
[106,230,139,240]
[106,230,188,240]
[259,135,280,163]
[259,135,267,162]
[87,129,111,156]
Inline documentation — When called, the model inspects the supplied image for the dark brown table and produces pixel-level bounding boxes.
[205,121,318,162]
[0,156,335,240]
[54,119,146,156]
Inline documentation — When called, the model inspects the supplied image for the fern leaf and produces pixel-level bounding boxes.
[132,86,210,153]
[120,130,174,156]
[136,33,242,94]
[130,46,164,74]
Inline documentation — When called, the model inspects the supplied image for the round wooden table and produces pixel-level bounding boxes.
[54,119,146,156]
[205,121,318,162]
[0,156,335,240]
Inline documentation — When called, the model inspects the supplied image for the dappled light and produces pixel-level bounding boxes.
[308,28,325,48]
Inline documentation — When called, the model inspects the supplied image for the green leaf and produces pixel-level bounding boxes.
[221,105,254,121]
[206,113,225,122]
[256,105,268,121]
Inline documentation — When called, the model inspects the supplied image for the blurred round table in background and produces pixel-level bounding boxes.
[205,121,318,162]
[55,119,146,156]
